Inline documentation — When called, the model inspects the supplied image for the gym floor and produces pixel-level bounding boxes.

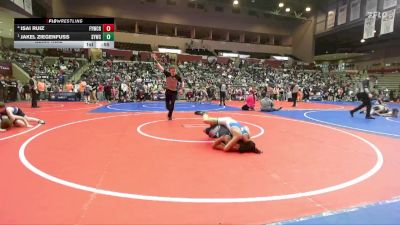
[1,100,399,224]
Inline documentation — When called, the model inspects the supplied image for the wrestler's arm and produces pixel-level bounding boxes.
[6,109,30,127]
[223,135,241,152]
[213,135,228,150]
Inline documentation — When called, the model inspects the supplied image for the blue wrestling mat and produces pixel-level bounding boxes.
[267,109,400,138]
[282,198,400,225]
[310,100,400,109]
[91,102,240,113]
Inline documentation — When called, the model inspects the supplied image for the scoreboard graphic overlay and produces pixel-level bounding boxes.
[14,18,115,49]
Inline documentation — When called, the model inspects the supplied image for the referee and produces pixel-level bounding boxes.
[350,77,374,119]
[291,82,299,107]
[29,74,39,108]
[153,55,183,120]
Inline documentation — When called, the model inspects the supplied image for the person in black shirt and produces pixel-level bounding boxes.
[291,83,299,107]
[8,79,18,102]
[29,74,39,108]
[303,86,310,102]
[152,54,183,120]
[219,81,227,106]
[0,74,7,103]
[350,78,374,119]
[104,81,112,103]
[90,79,98,103]
[22,83,31,100]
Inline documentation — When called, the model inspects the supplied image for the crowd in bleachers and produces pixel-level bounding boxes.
[0,49,84,101]
[1,47,399,104]
[73,59,168,103]
[73,56,400,104]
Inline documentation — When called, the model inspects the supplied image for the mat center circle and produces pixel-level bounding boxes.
[137,117,264,143]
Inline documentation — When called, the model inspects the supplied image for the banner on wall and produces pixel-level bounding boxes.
[13,0,24,9]
[36,75,49,80]
[383,0,398,10]
[380,8,396,35]
[315,22,326,34]
[326,10,336,29]
[0,61,13,77]
[24,0,32,15]
[363,16,376,39]
[338,4,348,25]
[350,0,361,21]
[49,92,77,102]
[366,0,378,15]
[317,12,326,23]
[315,12,326,34]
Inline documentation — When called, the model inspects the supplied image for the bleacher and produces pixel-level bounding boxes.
[376,73,400,92]
[158,45,180,49]
[238,51,271,59]
[4,51,86,84]
[186,48,215,56]
[115,42,152,51]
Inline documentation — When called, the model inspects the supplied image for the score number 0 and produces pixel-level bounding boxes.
[103,24,115,32]
[102,24,115,41]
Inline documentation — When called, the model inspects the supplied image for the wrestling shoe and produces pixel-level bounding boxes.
[194,111,206,116]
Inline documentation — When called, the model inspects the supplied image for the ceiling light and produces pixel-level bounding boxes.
[360,39,365,43]
[285,7,290,12]
[273,56,289,61]
[158,48,182,54]
[278,2,284,7]
[306,7,311,12]
[233,0,239,5]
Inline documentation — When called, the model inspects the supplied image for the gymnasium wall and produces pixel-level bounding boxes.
[51,0,299,36]
[51,0,315,61]
[115,32,293,56]
[12,63,30,83]
[292,16,316,62]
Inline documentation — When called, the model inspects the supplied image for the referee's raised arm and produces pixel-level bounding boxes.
[152,53,181,120]
[152,53,167,74]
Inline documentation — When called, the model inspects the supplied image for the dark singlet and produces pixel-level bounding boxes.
[205,125,231,138]
[11,107,25,117]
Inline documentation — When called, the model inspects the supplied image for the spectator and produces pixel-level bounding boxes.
[291,83,299,107]
[242,90,256,111]
[97,82,104,101]
[260,92,282,112]
[29,74,39,108]
[66,81,73,92]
